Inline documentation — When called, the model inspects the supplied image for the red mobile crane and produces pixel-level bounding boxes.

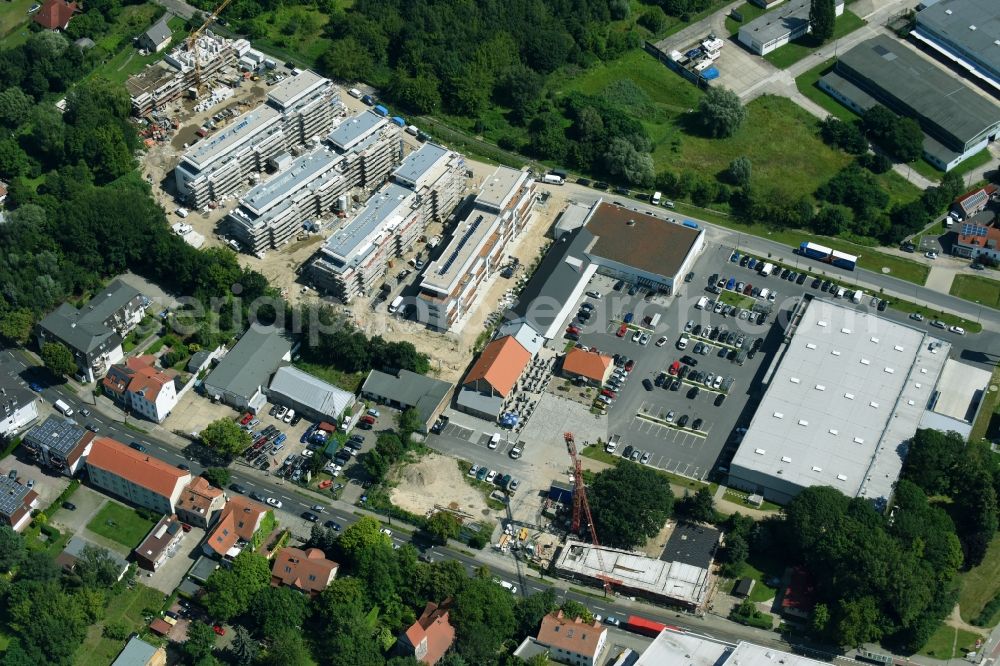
[564,432,621,593]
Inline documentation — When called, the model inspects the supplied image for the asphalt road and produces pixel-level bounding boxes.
[556,183,1000,339]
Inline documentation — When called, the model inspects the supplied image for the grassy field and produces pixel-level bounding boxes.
[0,0,36,47]
[76,585,168,666]
[960,534,1000,625]
[86,502,157,549]
[919,624,984,659]
[950,275,1000,310]
[794,58,860,122]
[764,11,866,69]
[723,2,769,36]
[887,297,982,333]
[94,3,163,53]
[254,6,332,68]
[90,16,185,85]
[719,290,756,310]
[665,95,855,204]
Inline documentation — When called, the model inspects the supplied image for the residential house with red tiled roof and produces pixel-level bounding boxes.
[102,355,178,423]
[85,437,191,514]
[397,599,455,665]
[561,348,613,386]
[203,495,270,559]
[0,474,39,533]
[270,547,338,596]
[175,477,226,529]
[456,335,531,420]
[32,0,78,30]
[535,611,607,666]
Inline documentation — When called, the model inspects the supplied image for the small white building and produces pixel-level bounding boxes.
[0,379,38,438]
[738,0,845,56]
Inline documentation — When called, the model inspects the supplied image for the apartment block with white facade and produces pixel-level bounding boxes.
[102,356,179,423]
[417,166,535,331]
[308,142,465,302]
[86,438,191,514]
[226,110,403,254]
[173,70,343,208]
[0,378,38,439]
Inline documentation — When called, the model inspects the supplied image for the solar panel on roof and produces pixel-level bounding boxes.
[961,223,988,237]
[961,190,988,210]
[438,215,483,275]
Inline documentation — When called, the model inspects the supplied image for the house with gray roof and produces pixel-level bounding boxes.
[267,365,356,422]
[913,0,1000,94]
[138,15,173,53]
[110,635,165,666]
[36,279,146,382]
[203,324,294,411]
[360,369,452,432]
[738,0,844,55]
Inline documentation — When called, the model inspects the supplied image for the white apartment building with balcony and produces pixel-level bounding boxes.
[226,111,403,254]
[173,70,343,208]
[308,142,466,302]
[417,166,535,331]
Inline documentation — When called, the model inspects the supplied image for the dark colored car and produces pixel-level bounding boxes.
[269,405,279,417]
[624,359,635,371]
[577,178,592,186]
[739,255,750,267]
[594,181,609,190]
[692,324,702,337]
[62,501,76,511]
[681,355,698,366]
[250,491,266,502]
[821,280,832,292]
[129,441,146,453]
[349,434,365,445]
[677,415,690,428]
[654,373,667,387]
[302,512,319,522]
[324,520,342,531]
[877,299,888,311]
[670,378,681,391]
[628,284,639,296]
[176,463,190,471]
[230,484,247,494]
[714,393,726,407]
[290,413,302,425]
[796,273,807,285]
[780,268,790,279]
[622,445,634,459]
[811,277,822,289]
[613,280,625,291]
[688,386,700,399]
[642,378,654,391]
[692,418,703,430]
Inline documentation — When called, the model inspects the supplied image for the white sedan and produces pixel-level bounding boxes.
[949,325,966,335]
[655,336,668,347]
[266,497,283,508]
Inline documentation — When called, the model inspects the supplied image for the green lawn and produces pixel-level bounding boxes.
[960,534,1000,624]
[886,297,981,333]
[76,584,168,666]
[919,624,984,659]
[0,0,36,45]
[947,148,994,181]
[719,290,755,310]
[764,11,866,69]
[970,364,1000,442]
[295,361,364,393]
[795,58,861,122]
[950,275,1000,310]
[732,555,782,604]
[86,502,157,549]
[723,2,769,36]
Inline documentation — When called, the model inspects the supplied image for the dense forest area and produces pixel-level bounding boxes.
[0,31,271,347]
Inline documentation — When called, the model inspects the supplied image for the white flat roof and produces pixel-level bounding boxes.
[476,165,528,211]
[327,110,388,151]
[732,297,950,502]
[266,69,327,109]
[932,358,992,422]
[635,632,829,666]
[555,540,710,607]
[420,208,501,293]
[319,182,415,266]
[181,105,282,171]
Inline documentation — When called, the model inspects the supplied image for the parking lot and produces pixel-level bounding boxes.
[561,249,791,481]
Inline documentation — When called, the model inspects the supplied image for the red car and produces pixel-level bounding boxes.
[566,325,580,335]
[213,625,226,636]
[361,415,376,425]
[616,323,628,337]
[601,389,616,399]
[239,412,253,425]
[625,359,635,372]
[181,523,192,533]
[668,360,681,376]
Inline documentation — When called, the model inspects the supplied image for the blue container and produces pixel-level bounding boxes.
[373,105,389,117]
[390,116,405,127]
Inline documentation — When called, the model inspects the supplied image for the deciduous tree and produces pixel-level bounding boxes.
[41,342,76,378]
[199,418,252,458]
[809,0,836,43]
[587,461,674,549]
[696,88,747,138]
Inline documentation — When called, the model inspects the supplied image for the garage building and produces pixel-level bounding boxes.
[738,0,845,56]
[912,0,1000,95]
[360,369,452,433]
[204,324,295,411]
[267,365,356,423]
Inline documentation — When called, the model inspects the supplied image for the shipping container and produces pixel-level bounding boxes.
[390,116,405,127]
[373,105,389,117]
[625,615,669,637]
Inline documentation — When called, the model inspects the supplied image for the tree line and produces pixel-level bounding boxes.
[198,515,565,666]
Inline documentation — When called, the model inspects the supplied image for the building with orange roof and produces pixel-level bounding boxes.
[270,547,339,595]
[102,356,179,423]
[397,599,456,665]
[561,348,613,386]
[85,438,191,514]
[455,335,531,419]
[32,0,78,30]
[535,610,607,666]
[175,477,226,529]
[203,495,270,559]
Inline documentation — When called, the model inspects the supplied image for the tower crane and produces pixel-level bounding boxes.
[564,432,621,594]
[187,0,236,94]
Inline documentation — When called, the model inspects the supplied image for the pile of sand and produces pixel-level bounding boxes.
[390,453,493,518]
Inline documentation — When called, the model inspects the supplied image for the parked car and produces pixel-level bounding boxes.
[62,501,76,511]
[949,325,966,335]
[266,497,283,508]
[642,378,654,391]
[640,451,651,464]
[655,336,668,347]
[622,445,634,459]
[302,512,319,522]
[909,313,924,321]
[692,418,703,430]
[677,415,689,427]
[129,442,146,453]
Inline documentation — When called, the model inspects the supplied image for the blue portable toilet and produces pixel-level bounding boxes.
[373,104,389,117]
[390,116,405,127]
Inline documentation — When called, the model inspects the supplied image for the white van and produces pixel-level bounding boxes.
[695,296,709,310]
[348,88,362,99]
[489,433,501,449]
[388,295,404,313]
[175,207,189,218]
[54,399,74,417]
[652,191,662,205]
[542,174,565,185]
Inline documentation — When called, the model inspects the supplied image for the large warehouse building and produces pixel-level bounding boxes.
[729,297,952,505]
[819,36,1000,171]
[912,0,1000,95]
